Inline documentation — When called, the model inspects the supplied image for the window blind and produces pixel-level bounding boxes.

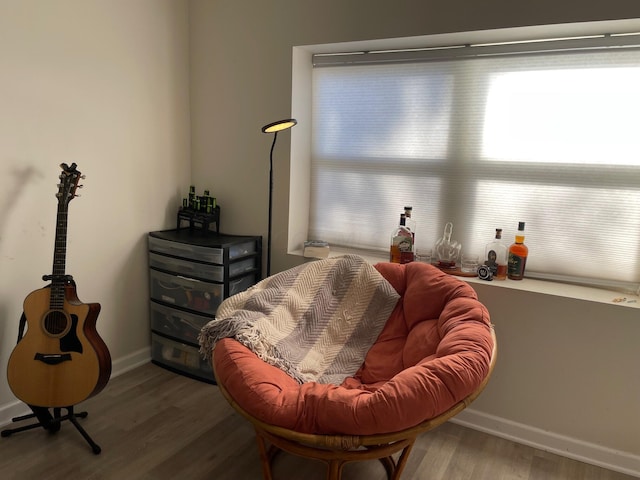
[309,42,640,290]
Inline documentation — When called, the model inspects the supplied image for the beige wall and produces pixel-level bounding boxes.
[189,0,640,474]
[0,0,190,417]
[469,282,639,470]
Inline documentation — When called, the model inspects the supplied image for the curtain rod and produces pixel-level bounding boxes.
[313,32,640,67]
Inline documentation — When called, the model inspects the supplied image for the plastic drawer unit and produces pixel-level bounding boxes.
[148,228,262,384]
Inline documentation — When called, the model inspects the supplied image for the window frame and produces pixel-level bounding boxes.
[289,20,640,295]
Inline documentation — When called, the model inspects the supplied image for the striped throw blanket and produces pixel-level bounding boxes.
[198,255,400,385]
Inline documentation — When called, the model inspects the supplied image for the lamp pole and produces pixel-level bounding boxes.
[267,131,278,277]
[261,118,297,278]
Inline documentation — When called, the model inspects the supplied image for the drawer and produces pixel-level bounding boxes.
[149,252,256,281]
[151,333,215,384]
[150,301,212,345]
[148,236,258,264]
[229,257,258,278]
[149,269,222,315]
[149,236,223,263]
[229,273,257,296]
[149,252,222,281]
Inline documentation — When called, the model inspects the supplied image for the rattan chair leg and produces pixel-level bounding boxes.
[379,456,395,479]
[372,440,415,480]
[390,442,415,480]
[255,428,274,480]
[326,459,345,480]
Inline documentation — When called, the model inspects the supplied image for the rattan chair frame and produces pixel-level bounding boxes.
[213,327,497,480]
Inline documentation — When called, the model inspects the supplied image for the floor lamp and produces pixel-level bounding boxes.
[261,118,297,277]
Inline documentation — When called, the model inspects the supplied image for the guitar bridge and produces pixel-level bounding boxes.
[34,353,72,365]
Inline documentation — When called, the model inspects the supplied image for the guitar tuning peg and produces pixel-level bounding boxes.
[77,184,84,189]
[81,175,86,180]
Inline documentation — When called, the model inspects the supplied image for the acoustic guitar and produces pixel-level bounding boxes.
[7,163,111,408]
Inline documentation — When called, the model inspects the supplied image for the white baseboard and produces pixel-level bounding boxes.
[0,346,150,428]
[110,346,151,377]
[0,399,33,429]
[451,408,640,478]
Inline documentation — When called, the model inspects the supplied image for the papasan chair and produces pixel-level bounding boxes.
[199,255,496,480]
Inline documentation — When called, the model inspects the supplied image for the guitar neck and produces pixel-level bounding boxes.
[50,192,69,309]
[44,162,81,309]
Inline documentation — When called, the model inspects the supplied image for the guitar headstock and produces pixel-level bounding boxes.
[57,162,84,206]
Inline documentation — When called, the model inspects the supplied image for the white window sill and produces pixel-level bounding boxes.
[291,246,640,309]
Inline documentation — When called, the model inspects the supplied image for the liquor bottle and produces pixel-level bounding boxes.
[484,228,508,280]
[390,214,414,264]
[508,222,528,280]
[187,185,196,210]
[404,206,416,243]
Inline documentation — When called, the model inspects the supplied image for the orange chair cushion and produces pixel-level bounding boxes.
[213,262,493,435]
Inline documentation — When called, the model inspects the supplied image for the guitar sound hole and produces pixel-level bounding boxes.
[44,310,70,337]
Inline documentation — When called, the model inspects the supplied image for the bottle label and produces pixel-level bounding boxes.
[508,253,527,279]
[486,249,498,274]
[392,235,414,264]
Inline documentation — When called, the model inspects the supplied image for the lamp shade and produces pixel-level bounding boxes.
[261,118,297,134]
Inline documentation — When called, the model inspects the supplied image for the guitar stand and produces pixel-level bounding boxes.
[2,307,101,454]
[1,405,101,454]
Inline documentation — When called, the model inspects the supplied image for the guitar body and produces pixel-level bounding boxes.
[7,284,111,408]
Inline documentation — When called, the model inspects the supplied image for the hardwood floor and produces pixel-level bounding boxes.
[0,363,634,480]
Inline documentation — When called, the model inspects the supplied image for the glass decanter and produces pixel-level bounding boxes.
[434,222,461,269]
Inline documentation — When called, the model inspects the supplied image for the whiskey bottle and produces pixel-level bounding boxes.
[485,228,508,280]
[390,214,414,264]
[508,222,528,280]
[403,206,416,243]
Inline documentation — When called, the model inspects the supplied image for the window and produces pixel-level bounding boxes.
[309,36,640,290]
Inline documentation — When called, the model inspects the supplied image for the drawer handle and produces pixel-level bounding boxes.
[177,275,201,283]
[157,280,192,291]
